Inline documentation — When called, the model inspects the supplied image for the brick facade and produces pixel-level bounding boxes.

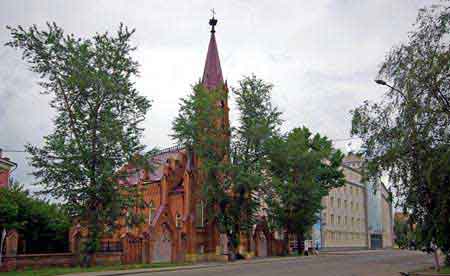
[0,149,16,188]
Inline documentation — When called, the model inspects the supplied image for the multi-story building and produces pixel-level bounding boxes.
[367,178,393,249]
[314,153,393,251]
[318,154,368,250]
[0,149,16,188]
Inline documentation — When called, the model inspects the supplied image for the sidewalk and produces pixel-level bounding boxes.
[60,255,311,276]
[319,249,392,255]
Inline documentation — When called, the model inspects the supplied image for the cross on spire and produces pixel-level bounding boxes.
[209,9,218,33]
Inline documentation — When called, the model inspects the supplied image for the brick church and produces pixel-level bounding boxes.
[70,16,275,264]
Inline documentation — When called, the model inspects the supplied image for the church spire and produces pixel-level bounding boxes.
[202,12,224,90]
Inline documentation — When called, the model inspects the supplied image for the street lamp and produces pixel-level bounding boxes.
[374,79,403,94]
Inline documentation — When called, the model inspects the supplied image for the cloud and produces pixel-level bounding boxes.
[0,0,438,191]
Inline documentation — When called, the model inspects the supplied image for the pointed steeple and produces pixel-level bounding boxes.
[202,14,224,90]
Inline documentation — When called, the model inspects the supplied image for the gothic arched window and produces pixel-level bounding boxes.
[195,200,205,228]
[148,201,155,224]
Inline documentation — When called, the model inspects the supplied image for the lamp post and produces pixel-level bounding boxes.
[374,79,404,94]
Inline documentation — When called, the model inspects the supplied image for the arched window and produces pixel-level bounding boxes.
[175,213,182,228]
[195,200,205,228]
[148,201,155,224]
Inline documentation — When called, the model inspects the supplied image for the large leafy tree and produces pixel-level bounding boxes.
[228,75,282,254]
[266,127,345,254]
[172,83,231,249]
[6,23,151,260]
[351,2,450,267]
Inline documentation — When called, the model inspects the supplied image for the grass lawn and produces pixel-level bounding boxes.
[417,266,450,275]
[0,262,191,276]
[437,266,450,274]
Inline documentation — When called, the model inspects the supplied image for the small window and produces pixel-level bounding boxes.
[345,216,348,225]
[344,200,347,208]
[338,216,341,225]
[196,201,205,228]
[331,214,335,225]
[175,213,182,228]
[338,198,341,208]
[330,197,334,208]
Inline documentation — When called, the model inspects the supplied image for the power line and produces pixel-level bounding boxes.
[332,137,360,142]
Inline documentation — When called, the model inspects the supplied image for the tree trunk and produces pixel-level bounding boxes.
[0,228,6,266]
[297,232,305,255]
[434,249,441,272]
[283,232,289,255]
[445,252,450,267]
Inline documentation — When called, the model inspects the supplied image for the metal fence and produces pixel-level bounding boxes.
[99,241,122,252]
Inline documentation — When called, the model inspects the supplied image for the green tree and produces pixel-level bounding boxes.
[394,214,410,249]
[0,183,70,256]
[172,83,232,252]
[6,23,151,263]
[266,127,345,254]
[228,75,282,256]
[351,2,450,268]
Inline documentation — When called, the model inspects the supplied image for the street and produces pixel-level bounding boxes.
[133,250,433,276]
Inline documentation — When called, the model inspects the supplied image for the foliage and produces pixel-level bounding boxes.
[0,184,70,253]
[172,82,230,230]
[226,75,282,253]
[351,2,450,265]
[394,214,410,249]
[265,127,345,253]
[6,23,151,257]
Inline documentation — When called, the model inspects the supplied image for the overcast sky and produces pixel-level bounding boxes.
[0,0,438,191]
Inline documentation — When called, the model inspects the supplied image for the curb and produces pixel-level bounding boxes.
[61,256,312,276]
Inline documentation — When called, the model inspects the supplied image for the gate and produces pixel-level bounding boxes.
[256,232,268,257]
[122,234,143,264]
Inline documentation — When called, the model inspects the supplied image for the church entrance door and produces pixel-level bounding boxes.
[256,232,267,257]
[153,225,172,262]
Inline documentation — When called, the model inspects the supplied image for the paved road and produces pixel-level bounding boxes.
[133,250,434,276]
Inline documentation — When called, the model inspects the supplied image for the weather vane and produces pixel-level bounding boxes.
[209,9,218,33]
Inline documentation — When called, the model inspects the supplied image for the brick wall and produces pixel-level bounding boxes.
[0,169,9,188]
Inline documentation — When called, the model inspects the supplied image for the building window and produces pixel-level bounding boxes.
[330,197,334,207]
[350,201,354,210]
[345,216,348,225]
[323,212,327,224]
[344,200,347,208]
[352,217,355,227]
[148,201,155,224]
[338,216,341,225]
[338,198,341,208]
[331,214,335,225]
[196,201,205,228]
[175,213,182,228]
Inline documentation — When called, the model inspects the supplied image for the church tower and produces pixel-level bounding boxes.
[201,14,230,144]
